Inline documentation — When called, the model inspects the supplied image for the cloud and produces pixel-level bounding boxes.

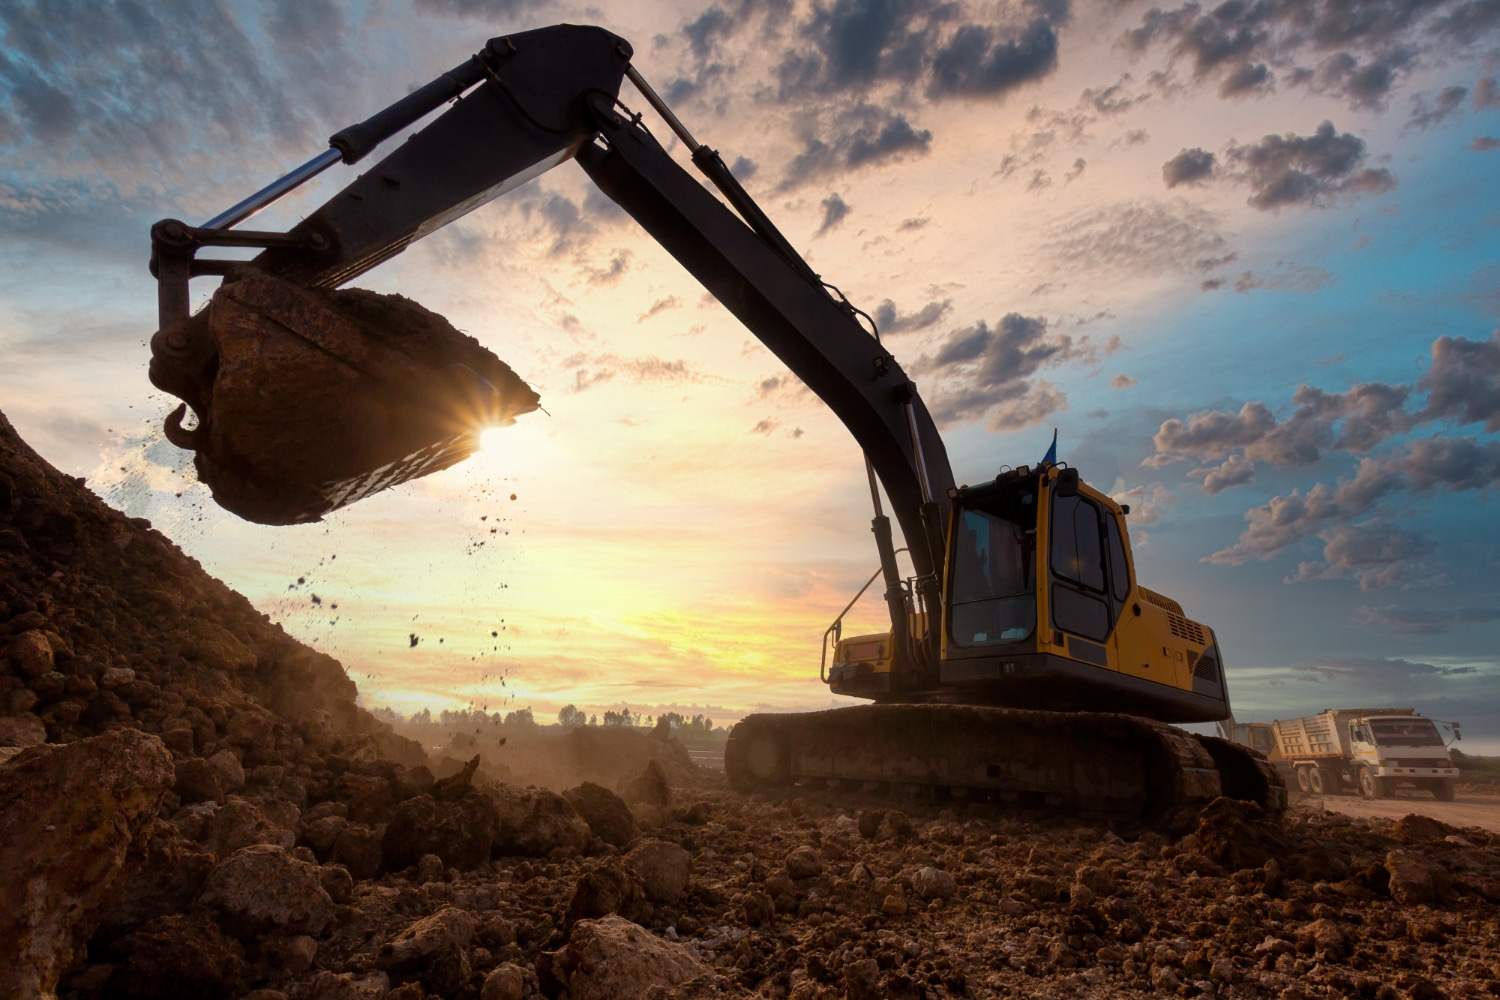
[1038,200,1236,279]
[1407,85,1469,130]
[413,0,549,15]
[751,417,779,435]
[916,313,1089,430]
[1232,265,1334,293]
[0,0,358,249]
[1149,330,1500,476]
[1285,520,1437,591]
[1477,75,1500,109]
[1110,482,1173,526]
[1419,329,1500,431]
[1224,122,1397,210]
[1208,436,1500,567]
[1296,656,1485,684]
[561,352,706,392]
[815,193,851,235]
[1110,373,1138,389]
[1474,136,1500,150]
[1149,381,1418,471]
[638,297,682,322]
[1119,0,1500,109]
[873,297,952,335]
[1162,148,1216,187]
[1189,452,1255,493]
[928,19,1061,97]
[779,105,933,187]
[1358,604,1500,635]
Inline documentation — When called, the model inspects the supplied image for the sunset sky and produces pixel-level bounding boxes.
[2,0,1499,749]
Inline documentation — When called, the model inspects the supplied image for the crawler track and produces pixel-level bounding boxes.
[725,705,1284,822]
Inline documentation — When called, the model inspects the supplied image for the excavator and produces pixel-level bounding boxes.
[146,24,1282,821]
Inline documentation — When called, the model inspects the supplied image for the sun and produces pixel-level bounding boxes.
[478,426,510,455]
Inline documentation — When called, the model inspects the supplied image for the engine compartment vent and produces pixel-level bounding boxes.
[1167,614,1206,646]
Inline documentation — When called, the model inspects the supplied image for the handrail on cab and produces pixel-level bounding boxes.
[820,548,908,683]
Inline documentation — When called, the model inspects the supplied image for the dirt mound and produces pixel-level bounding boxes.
[4,409,1500,1000]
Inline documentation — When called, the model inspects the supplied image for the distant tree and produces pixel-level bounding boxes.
[621,706,634,728]
[413,708,433,725]
[659,712,684,730]
[644,715,654,729]
[558,704,581,727]
[589,714,598,726]
[504,707,536,727]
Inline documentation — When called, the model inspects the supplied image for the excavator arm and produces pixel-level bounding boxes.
[148,23,952,680]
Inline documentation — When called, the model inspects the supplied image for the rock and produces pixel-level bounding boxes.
[200,796,298,859]
[378,905,475,970]
[564,860,651,932]
[1297,918,1347,960]
[876,810,913,842]
[785,844,823,879]
[881,894,909,916]
[205,748,245,790]
[263,933,319,974]
[742,890,775,926]
[200,844,335,939]
[1385,850,1450,906]
[482,962,526,1000]
[304,971,392,1000]
[382,790,495,872]
[417,852,446,882]
[622,759,674,809]
[0,729,174,1000]
[95,822,217,940]
[1389,814,1453,844]
[912,866,957,901]
[319,863,354,904]
[857,809,886,839]
[487,784,592,857]
[105,913,248,1000]
[0,711,46,748]
[539,914,706,1000]
[175,756,226,804]
[626,838,693,904]
[565,781,638,847]
[844,958,881,1000]
[1074,865,1116,897]
[1195,797,1288,872]
[8,628,54,676]
[332,822,384,880]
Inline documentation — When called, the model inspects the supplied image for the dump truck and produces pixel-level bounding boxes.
[146,23,1282,821]
[1241,709,1460,800]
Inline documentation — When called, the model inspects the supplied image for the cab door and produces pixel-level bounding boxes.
[1048,490,1119,670]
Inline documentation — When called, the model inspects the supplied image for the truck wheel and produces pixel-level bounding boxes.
[1357,766,1385,799]
[1307,767,1330,795]
[1295,767,1311,793]
[1432,779,1455,802]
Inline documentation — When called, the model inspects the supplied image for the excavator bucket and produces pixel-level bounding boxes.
[148,272,540,525]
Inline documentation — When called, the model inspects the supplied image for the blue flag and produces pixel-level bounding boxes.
[1040,428,1057,466]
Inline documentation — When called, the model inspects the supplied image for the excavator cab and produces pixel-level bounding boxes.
[828,463,1230,725]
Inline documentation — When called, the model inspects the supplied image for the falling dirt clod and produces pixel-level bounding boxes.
[149,271,541,525]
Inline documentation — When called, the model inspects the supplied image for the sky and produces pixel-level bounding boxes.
[2,0,1499,750]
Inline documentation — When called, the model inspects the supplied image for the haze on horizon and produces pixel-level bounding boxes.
[1,0,1498,750]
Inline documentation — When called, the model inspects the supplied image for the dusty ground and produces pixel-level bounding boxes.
[4,406,1500,1000]
[1304,791,1500,835]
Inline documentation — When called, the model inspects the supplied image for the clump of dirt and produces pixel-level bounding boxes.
[152,271,541,525]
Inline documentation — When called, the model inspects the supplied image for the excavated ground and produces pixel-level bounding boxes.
[2,407,1499,1000]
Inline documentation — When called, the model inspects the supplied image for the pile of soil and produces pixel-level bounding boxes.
[3,408,1499,1000]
